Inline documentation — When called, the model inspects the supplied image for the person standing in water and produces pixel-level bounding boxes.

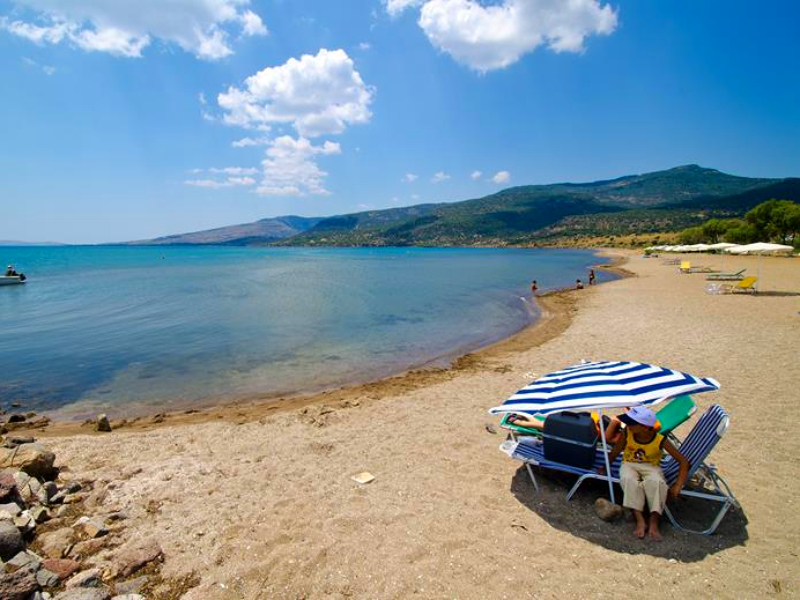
[531,280,538,294]
[589,269,596,285]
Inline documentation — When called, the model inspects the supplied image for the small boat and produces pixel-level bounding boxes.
[0,275,25,286]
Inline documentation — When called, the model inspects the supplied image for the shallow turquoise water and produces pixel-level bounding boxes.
[0,246,610,417]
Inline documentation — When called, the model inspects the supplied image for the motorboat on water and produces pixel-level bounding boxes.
[0,275,26,286]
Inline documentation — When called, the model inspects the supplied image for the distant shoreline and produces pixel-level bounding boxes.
[37,248,631,435]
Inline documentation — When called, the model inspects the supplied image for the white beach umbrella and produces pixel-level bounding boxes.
[692,244,712,252]
[726,242,794,255]
[708,242,738,251]
[725,242,794,291]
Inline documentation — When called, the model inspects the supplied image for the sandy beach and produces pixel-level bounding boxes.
[37,250,800,599]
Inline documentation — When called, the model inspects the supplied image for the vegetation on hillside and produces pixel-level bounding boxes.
[678,199,800,247]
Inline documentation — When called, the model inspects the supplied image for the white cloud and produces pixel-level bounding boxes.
[357,203,373,210]
[184,166,258,189]
[209,166,258,175]
[198,92,207,106]
[431,171,450,183]
[403,173,418,183]
[385,0,425,17]
[240,10,267,36]
[470,170,482,180]
[231,136,271,148]
[184,176,255,188]
[388,0,617,72]
[0,0,267,60]
[411,194,419,200]
[492,170,511,184]
[358,41,371,51]
[218,48,373,137]
[228,176,256,186]
[21,55,55,74]
[256,136,341,196]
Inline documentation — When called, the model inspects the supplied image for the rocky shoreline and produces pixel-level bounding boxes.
[0,429,170,600]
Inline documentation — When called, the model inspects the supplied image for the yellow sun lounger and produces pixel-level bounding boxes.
[680,261,717,274]
[723,276,758,294]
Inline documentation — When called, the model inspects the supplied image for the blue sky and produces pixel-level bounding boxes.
[2,0,799,244]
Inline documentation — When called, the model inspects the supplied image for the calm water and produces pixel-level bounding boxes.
[0,246,611,418]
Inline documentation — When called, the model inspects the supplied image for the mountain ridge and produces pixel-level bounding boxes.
[127,165,797,247]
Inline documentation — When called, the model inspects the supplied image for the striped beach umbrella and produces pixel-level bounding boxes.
[489,360,720,417]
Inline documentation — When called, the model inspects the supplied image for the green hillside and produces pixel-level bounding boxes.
[278,166,791,247]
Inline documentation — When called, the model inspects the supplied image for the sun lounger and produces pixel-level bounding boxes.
[680,261,718,274]
[501,396,696,441]
[706,269,746,281]
[654,394,696,440]
[721,276,758,294]
[500,413,545,439]
[500,404,737,535]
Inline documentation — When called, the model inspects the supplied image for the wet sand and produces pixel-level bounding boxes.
[39,250,800,598]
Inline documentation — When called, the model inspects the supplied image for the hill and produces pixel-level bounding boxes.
[281,165,789,246]
[129,215,323,245]
[128,166,798,247]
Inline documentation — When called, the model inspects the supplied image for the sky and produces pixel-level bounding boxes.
[1,0,799,244]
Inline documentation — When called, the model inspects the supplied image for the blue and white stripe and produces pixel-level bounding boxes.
[489,360,719,416]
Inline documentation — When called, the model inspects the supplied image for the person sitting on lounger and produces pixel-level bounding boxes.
[598,406,689,541]
[507,411,624,445]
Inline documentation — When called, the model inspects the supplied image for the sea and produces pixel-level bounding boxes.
[0,246,612,418]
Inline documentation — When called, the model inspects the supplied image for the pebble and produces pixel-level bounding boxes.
[0,519,25,560]
[66,568,102,589]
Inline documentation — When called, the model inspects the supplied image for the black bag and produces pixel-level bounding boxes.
[543,411,598,469]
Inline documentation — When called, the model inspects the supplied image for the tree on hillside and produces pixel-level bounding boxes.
[744,199,800,245]
[700,218,737,243]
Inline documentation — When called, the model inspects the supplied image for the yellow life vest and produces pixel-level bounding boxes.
[622,428,664,466]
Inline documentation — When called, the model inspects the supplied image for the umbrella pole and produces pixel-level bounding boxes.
[598,408,615,504]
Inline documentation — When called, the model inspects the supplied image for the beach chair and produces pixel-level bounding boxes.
[501,396,696,442]
[721,276,758,294]
[500,413,545,439]
[655,394,696,441]
[706,269,746,281]
[500,404,737,535]
[680,261,717,274]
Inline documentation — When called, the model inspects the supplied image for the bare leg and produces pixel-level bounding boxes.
[633,510,647,538]
[648,512,663,541]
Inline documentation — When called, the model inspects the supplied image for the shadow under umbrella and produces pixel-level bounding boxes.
[509,466,749,562]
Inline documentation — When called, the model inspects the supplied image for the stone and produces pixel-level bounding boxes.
[6,414,26,423]
[42,558,81,580]
[14,510,36,534]
[4,435,35,448]
[0,567,39,600]
[37,568,61,587]
[82,518,108,538]
[31,505,51,523]
[7,549,42,570]
[66,568,102,588]
[14,471,46,504]
[112,595,145,600]
[70,537,109,559]
[53,589,111,600]
[95,416,111,433]
[113,576,147,595]
[111,540,162,578]
[0,471,17,501]
[0,444,56,478]
[594,497,624,522]
[62,493,86,505]
[39,527,74,558]
[0,519,25,560]
[0,501,22,519]
[43,482,58,501]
